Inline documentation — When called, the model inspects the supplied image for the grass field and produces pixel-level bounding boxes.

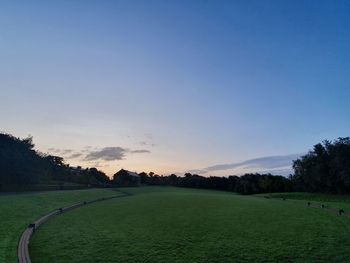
[0,188,122,263]
[28,187,350,263]
[259,192,350,212]
[263,192,350,203]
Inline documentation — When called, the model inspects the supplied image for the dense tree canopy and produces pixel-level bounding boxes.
[0,134,46,184]
[137,171,292,195]
[2,132,349,195]
[291,137,350,194]
[138,138,350,194]
[0,133,109,186]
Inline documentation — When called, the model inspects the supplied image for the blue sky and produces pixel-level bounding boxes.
[1,0,349,176]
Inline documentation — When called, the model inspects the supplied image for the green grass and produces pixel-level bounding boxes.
[259,192,350,211]
[261,192,350,203]
[29,187,350,262]
[0,188,122,263]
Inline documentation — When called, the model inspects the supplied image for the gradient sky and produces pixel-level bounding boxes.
[1,0,349,177]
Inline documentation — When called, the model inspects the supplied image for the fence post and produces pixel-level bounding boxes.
[28,223,36,232]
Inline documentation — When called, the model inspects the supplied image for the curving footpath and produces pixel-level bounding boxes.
[17,189,132,263]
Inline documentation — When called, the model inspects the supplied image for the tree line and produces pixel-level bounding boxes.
[1,132,349,194]
[138,172,292,194]
[291,137,350,194]
[0,133,109,187]
[137,137,350,194]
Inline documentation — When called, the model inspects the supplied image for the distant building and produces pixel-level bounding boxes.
[113,169,141,187]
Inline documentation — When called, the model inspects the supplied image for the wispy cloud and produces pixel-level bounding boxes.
[138,141,155,147]
[130,149,151,154]
[47,145,150,162]
[139,141,148,146]
[47,148,74,156]
[84,147,150,161]
[188,153,303,175]
[257,167,294,176]
[47,147,61,153]
[68,153,83,159]
[85,147,126,161]
[62,149,73,155]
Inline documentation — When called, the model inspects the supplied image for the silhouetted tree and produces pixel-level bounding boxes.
[138,171,291,195]
[292,137,350,194]
[0,133,111,188]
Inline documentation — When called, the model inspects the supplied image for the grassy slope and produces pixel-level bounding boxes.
[0,188,121,263]
[259,192,350,211]
[30,187,350,263]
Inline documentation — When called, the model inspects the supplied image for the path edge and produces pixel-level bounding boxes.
[17,189,131,263]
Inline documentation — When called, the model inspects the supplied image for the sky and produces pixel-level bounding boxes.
[1,0,349,177]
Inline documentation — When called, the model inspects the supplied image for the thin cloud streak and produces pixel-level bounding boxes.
[131,149,151,154]
[188,153,303,175]
[68,153,83,159]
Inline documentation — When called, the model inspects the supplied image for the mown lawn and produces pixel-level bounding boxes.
[0,188,122,263]
[260,192,350,212]
[30,187,350,262]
